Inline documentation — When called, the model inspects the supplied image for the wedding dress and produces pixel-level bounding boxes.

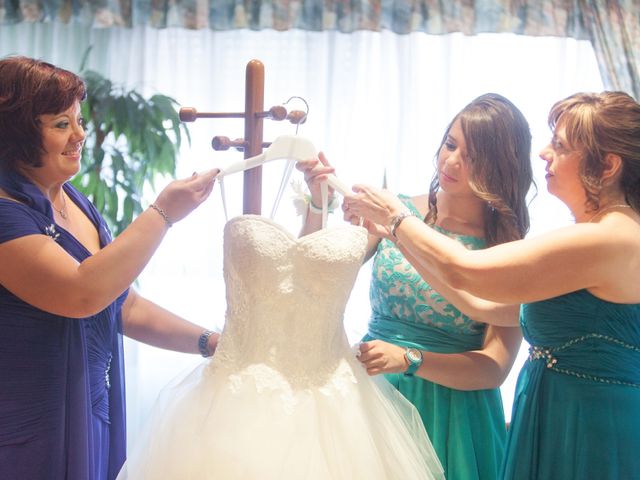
[117,215,444,479]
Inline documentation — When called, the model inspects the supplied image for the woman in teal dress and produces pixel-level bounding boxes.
[345,91,640,479]
[299,93,533,479]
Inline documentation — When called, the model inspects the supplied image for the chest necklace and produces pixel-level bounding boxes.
[587,204,632,223]
[52,193,68,220]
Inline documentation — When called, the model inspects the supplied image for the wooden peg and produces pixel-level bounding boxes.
[287,110,307,124]
[212,136,247,151]
[179,107,198,122]
[179,107,245,122]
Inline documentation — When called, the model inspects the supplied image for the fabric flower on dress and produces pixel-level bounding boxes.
[44,223,60,242]
[291,179,310,217]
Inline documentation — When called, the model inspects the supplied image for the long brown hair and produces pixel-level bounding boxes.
[548,91,640,213]
[0,56,86,172]
[425,93,533,246]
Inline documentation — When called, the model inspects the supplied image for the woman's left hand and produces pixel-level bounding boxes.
[343,184,406,228]
[152,169,219,225]
[357,339,408,375]
[295,152,335,205]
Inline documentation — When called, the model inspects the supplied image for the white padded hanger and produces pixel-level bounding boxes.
[216,135,351,227]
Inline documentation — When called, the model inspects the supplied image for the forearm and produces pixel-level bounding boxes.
[299,207,324,237]
[400,245,520,326]
[359,326,522,390]
[74,208,169,314]
[123,291,219,355]
[415,325,522,390]
[415,350,510,390]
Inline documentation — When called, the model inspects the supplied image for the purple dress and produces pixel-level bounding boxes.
[0,171,128,480]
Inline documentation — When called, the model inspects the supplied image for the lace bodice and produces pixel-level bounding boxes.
[370,196,486,336]
[212,216,368,385]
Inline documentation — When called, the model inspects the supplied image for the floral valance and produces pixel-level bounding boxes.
[0,0,588,36]
[0,0,638,98]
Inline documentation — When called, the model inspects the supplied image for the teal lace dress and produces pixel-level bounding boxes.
[502,289,640,479]
[363,196,506,480]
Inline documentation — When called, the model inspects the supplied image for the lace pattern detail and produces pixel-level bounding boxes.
[370,196,486,335]
[212,215,367,393]
[209,357,360,414]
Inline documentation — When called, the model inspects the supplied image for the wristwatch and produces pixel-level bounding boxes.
[388,210,414,238]
[404,347,423,376]
[198,329,216,358]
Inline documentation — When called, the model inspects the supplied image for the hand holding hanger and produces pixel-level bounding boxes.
[214,135,353,224]
[216,134,351,197]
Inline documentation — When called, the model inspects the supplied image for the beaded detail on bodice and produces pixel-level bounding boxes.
[523,289,640,387]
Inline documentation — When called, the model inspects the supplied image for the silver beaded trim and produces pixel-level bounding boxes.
[528,333,640,388]
[528,345,558,368]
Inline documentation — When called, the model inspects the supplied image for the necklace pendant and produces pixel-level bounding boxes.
[52,193,68,220]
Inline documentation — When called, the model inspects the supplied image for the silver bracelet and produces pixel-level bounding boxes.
[149,203,173,227]
[198,329,215,357]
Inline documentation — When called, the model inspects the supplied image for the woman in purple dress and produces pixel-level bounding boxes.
[0,56,219,480]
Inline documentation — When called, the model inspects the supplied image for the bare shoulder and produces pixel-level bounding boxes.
[595,211,640,247]
[587,213,640,302]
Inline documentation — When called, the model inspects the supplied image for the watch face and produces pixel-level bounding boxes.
[406,348,422,364]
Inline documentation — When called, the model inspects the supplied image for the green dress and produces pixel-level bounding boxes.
[363,196,506,480]
[502,289,640,479]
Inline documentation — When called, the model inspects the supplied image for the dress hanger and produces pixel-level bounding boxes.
[217,135,351,195]
[216,135,351,226]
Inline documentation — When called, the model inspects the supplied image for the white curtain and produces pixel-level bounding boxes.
[1,24,603,446]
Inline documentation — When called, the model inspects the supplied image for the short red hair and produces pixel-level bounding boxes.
[0,56,86,172]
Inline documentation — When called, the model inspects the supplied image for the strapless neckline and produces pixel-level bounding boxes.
[226,214,368,243]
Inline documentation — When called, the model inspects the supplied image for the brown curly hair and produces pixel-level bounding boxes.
[425,93,534,246]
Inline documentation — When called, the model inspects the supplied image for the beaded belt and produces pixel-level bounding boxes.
[105,353,112,390]
[528,333,640,388]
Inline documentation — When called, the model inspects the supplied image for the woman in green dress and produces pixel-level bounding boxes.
[299,93,533,479]
[345,91,640,479]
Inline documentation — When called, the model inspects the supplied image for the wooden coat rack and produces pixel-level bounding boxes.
[179,59,307,215]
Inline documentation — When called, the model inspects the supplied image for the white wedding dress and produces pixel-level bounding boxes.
[117,215,444,480]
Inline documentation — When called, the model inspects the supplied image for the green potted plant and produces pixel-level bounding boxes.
[72,52,189,236]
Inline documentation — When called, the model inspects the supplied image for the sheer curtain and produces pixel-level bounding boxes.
[1,24,603,445]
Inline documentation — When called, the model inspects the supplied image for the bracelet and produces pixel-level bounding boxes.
[307,195,337,215]
[198,329,216,357]
[149,203,173,227]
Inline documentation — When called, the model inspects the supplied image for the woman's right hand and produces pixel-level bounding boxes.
[295,152,335,205]
[152,169,219,225]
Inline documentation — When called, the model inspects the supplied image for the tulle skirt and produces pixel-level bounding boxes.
[117,353,444,480]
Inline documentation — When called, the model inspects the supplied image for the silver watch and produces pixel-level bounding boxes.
[388,211,414,238]
[404,347,423,376]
